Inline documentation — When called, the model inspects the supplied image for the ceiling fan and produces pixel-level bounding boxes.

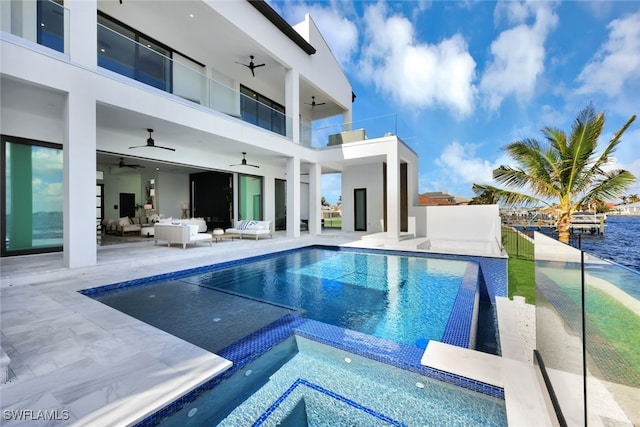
[230,152,259,168]
[235,55,265,77]
[305,96,326,110]
[129,129,176,151]
[115,157,144,169]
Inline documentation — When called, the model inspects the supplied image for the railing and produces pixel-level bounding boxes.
[534,232,639,425]
[305,114,411,148]
[501,226,534,260]
[97,23,292,139]
[321,210,342,228]
[1,0,69,54]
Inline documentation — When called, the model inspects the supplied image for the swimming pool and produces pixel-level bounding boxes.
[155,335,507,426]
[81,246,506,425]
[87,246,482,349]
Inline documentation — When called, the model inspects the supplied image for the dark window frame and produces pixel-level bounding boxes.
[240,85,286,136]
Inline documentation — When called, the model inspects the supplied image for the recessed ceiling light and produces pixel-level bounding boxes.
[189,13,194,18]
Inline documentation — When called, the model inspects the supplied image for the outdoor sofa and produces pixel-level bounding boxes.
[225,220,272,240]
[154,222,212,249]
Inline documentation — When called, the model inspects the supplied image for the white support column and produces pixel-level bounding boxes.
[286,156,301,238]
[63,90,97,268]
[308,163,321,235]
[343,109,353,132]
[285,68,300,143]
[264,175,275,224]
[67,0,97,68]
[386,145,400,239]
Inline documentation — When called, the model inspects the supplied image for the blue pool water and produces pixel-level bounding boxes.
[182,248,469,346]
[157,335,506,426]
[91,247,475,348]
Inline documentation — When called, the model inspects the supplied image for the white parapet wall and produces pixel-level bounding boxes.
[424,205,504,257]
[533,231,582,262]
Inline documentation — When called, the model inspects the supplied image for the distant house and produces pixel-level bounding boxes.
[611,202,640,216]
[418,191,469,206]
[418,195,454,206]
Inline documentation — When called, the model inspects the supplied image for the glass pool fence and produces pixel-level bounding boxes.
[534,232,639,426]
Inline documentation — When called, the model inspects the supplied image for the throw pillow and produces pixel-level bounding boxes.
[238,220,258,230]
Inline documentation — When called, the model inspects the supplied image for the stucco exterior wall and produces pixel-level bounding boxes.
[341,163,384,232]
[426,205,501,244]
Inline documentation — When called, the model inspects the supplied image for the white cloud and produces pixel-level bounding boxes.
[576,12,640,97]
[358,3,477,118]
[480,1,558,111]
[279,2,359,67]
[434,141,499,186]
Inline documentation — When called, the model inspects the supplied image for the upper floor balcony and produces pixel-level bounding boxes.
[0,0,412,152]
[1,1,364,148]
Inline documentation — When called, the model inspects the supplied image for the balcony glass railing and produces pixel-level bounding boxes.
[306,114,412,149]
[97,23,292,139]
[1,0,69,54]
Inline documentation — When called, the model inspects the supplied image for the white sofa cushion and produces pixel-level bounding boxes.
[237,220,258,230]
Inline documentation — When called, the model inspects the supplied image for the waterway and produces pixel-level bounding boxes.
[566,215,640,272]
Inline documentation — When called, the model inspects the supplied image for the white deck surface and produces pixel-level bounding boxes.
[1,231,551,425]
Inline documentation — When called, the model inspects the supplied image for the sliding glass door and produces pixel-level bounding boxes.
[2,136,63,256]
[239,174,263,221]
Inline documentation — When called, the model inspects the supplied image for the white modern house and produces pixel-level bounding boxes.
[1,0,502,268]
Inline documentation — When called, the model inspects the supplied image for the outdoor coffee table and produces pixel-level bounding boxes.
[212,228,235,242]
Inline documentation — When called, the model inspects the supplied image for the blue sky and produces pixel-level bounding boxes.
[271,0,640,205]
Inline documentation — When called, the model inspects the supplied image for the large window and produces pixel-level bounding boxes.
[240,85,286,136]
[98,12,172,92]
[2,136,63,256]
[239,175,263,221]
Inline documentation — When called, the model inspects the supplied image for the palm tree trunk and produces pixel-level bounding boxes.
[557,211,571,243]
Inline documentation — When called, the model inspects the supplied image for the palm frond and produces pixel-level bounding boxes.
[576,169,637,207]
[472,184,547,208]
[593,114,636,171]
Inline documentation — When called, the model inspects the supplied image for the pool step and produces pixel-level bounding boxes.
[421,340,555,426]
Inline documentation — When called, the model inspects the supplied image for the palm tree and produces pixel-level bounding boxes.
[474,104,636,243]
[469,184,500,205]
